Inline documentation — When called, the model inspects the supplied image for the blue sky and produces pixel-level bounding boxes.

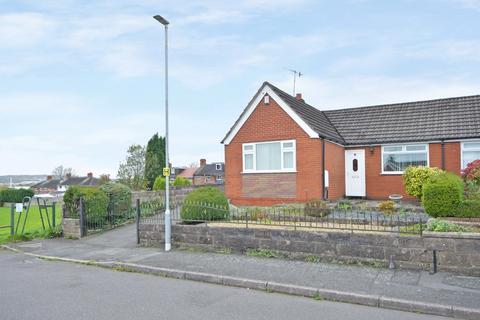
[1,0,480,176]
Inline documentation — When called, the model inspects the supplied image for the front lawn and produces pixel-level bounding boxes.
[0,205,62,244]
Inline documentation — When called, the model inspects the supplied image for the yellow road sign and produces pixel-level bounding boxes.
[163,167,171,177]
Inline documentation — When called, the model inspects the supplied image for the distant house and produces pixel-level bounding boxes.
[193,159,225,185]
[32,173,100,194]
[176,166,198,182]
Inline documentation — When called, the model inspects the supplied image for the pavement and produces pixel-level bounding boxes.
[2,223,480,319]
[0,251,446,320]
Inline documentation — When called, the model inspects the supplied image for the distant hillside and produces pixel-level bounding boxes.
[0,175,47,186]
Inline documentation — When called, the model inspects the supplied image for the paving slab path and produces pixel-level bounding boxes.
[3,224,480,319]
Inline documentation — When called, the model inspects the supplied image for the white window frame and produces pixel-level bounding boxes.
[242,140,296,173]
[215,163,222,170]
[461,140,480,169]
[381,143,429,174]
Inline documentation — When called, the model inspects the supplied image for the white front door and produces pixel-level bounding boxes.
[345,150,366,197]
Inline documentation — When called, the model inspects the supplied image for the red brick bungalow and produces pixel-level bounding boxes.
[221,82,480,206]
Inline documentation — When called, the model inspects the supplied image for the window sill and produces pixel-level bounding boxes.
[241,170,297,174]
[380,172,404,176]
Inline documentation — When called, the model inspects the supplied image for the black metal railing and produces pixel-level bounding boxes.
[139,201,425,235]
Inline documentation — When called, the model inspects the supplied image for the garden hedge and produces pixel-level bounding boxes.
[153,176,167,191]
[100,182,132,215]
[173,176,192,187]
[422,172,463,217]
[403,166,443,199]
[0,188,34,203]
[63,186,109,224]
[181,186,229,221]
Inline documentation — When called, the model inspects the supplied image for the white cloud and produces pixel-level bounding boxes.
[0,12,56,48]
[277,74,480,109]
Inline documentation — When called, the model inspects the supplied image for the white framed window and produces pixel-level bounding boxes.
[215,163,222,170]
[242,140,296,173]
[381,144,428,174]
[461,141,480,168]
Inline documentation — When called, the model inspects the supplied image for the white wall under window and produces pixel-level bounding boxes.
[462,141,480,168]
[243,140,296,173]
[381,144,428,174]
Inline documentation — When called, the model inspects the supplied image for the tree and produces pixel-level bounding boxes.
[144,133,166,190]
[99,174,111,185]
[52,165,74,179]
[117,144,146,190]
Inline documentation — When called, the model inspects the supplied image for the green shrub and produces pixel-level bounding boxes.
[100,182,132,215]
[63,186,109,224]
[426,219,471,232]
[464,180,480,200]
[173,176,192,187]
[181,186,229,221]
[305,199,330,217]
[403,166,443,199]
[153,176,167,191]
[378,200,395,214]
[0,188,34,203]
[422,172,463,217]
[455,199,480,218]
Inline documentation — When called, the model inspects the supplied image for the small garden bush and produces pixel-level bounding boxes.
[63,186,109,224]
[403,166,443,199]
[153,176,167,191]
[378,200,395,215]
[422,172,463,217]
[426,219,471,233]
[100,182,132,215]
[455,199,480,218]
[462,159,480,183]
[173,176,192,187]
[305,199,330,217]
[0,188,34,203]
[181,186,229,222]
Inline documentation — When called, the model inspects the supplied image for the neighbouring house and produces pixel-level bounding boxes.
[32,173,100,194]
[193,159,225,185]
[176,166,198,183]
[221,81,480,206]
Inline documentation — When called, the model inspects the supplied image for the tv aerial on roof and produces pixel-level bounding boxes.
[286,68,303,96]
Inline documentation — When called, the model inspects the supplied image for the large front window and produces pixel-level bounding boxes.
[462,141,480,168]
[243,140,296,173]
[382,144,428,173]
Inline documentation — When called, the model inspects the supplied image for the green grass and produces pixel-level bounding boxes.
[0,205,62,244]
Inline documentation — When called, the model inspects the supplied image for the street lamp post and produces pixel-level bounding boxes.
[153,14,171,251]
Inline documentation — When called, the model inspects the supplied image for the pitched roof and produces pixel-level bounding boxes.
[62,176,99,186]
[223,81,480,146]
[267,82,344,144]
[32,179,61,189]
[194,163,225,176]
[177,167,198,179]
[324,95,480,145]
[31,176,100,189]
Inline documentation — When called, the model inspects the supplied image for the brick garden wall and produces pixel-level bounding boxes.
[139,224,480,276]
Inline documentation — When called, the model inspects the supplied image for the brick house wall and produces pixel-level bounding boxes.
[347,143,462,200]
[224,92,466,205]
[324,141,345,200]
[225,96,323,206]
[193,175,217,186]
